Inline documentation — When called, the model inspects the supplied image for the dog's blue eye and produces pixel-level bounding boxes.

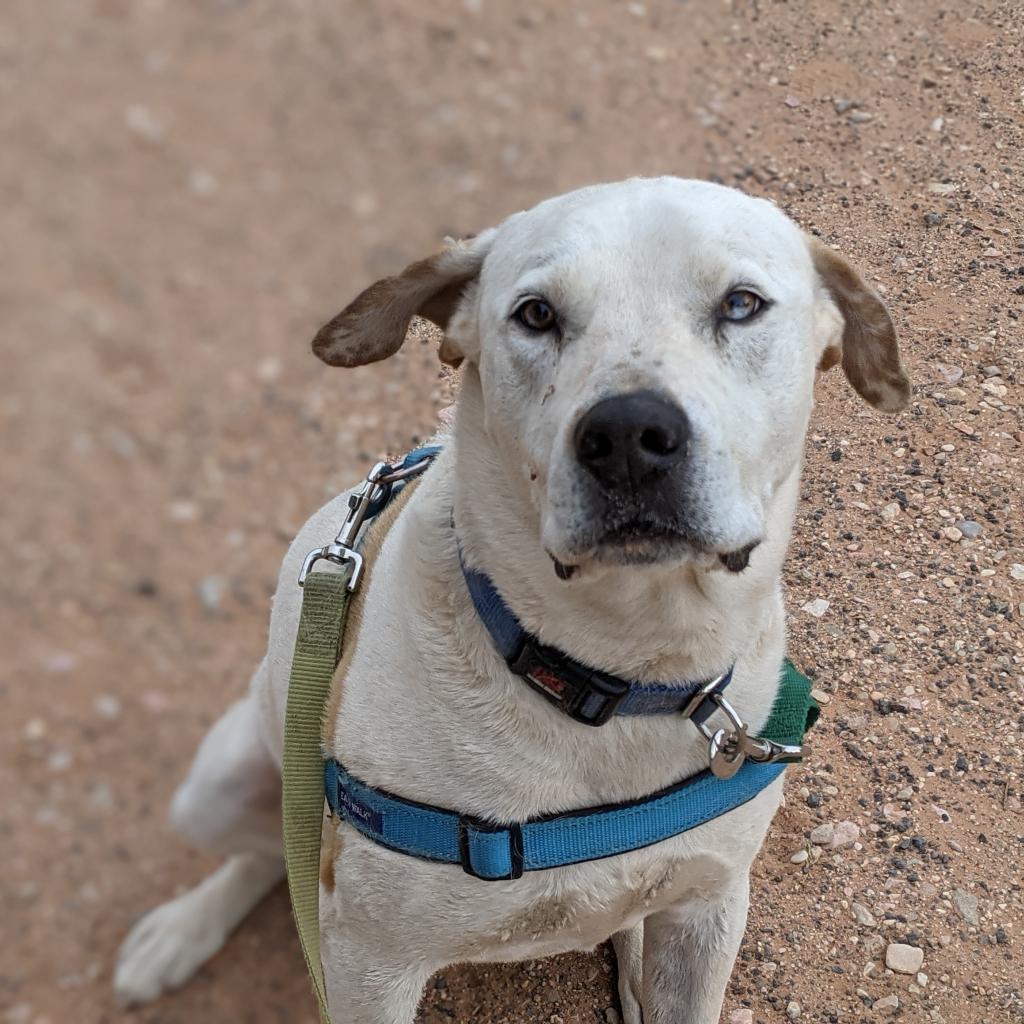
[514,299,558,332]
[720,290,764,322]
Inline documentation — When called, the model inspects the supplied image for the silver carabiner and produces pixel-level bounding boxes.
[691,688,805,779]
[297,453,438,591]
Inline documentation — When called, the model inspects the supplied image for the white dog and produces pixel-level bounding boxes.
[114,177,908,1022]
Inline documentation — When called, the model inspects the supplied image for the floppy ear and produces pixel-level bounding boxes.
[809,238,911,412]
[312,231,494,368]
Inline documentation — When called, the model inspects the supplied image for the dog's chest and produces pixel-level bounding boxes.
[455,844,731,963]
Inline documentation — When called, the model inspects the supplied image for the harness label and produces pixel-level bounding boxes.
[337,786,384,834]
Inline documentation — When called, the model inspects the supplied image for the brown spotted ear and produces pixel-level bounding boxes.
[809,238,911,412]
[312,231,494,368]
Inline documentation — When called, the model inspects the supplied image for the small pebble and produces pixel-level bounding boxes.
[810,823,834,845]
[885,943,924,975]
[830,820,860,849]
[955,520,982,539]
[801,598,830,618]
[197,575,227,613]
[188,167,219,196]
[24,717,47,741]
[728,1011,753,1024]
[786,1001,801,1020]
[790,849,809,864]
[953,888,979,926]
[874,994,900,1014]
[852,902,877,927]
[95,695,122,720]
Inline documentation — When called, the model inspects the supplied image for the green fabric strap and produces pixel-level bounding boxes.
[283,569,352,1024]
[763,658,820,748]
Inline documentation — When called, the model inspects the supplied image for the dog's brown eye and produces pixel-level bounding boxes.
[720,290,764,322]
[514,298,558,332]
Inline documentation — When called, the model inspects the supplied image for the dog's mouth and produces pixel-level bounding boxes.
[553,518,760,574]
[602,520,693,558]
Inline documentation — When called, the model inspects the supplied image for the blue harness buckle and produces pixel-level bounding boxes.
[458,815,525,881]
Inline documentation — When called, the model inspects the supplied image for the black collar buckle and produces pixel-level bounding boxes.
[507,636,630,727]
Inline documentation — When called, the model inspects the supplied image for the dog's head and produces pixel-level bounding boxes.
[314,178,909,573]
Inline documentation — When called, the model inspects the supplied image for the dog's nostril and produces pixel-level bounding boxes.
[639,426,678,458]
[578,430,613,462]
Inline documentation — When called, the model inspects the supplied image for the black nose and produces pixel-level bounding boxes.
[574,390,690,492]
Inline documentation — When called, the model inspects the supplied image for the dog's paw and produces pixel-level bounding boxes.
[113,892,227,1008]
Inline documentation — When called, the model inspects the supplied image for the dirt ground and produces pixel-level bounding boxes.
[2,1,1022,1022]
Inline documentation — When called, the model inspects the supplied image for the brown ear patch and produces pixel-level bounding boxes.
[312,236,491,369]
[810,239,911,412]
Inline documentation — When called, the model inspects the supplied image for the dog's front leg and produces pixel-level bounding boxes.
[640,881,749,1024]
[321,927,431,1024]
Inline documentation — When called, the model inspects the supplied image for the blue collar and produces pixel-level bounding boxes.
[461,561,733,727]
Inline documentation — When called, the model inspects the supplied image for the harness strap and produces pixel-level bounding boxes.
[325,660,819,882]
[282,569,352,1023]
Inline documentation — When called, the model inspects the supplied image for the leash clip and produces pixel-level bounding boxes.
[689,686,805,779]
[298,454,437,591]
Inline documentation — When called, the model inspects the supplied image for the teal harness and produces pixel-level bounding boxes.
[284,447,819,1017]
[311,447,819,879]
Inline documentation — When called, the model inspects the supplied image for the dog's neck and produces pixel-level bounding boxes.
[449,372,800,685]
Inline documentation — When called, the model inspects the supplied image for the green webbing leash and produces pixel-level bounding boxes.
[283,452,438,1022]
[283,568,352,1023]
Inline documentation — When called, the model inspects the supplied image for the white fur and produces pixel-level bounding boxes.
[114,178,874,1022]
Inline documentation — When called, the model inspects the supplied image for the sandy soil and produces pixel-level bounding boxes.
[1,1,1022,1022]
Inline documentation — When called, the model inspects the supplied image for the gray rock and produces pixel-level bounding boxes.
[875,994,900,1014]
[955,520,983,539]
[197,575,227,613]
[809,823,835,845]
[830,820,860,849]
[852,902,877,927]
[95,694,122,719]
[848,110,874,124]
[953,888,979,925]
[833,98,858,114]
[786,1001,801,1020]
[885,943,924,974]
